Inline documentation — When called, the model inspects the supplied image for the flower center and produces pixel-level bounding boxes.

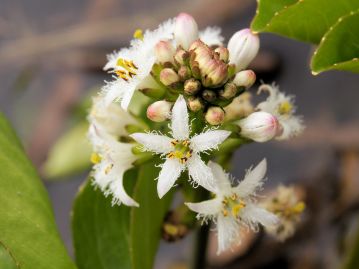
[115,58,138,81]
[221,193,246,217]
[90,152,102,164]
[167,139,193,164]
[278,101,293,115]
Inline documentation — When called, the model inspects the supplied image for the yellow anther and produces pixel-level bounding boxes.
[231,200,246,217]
[230,193,238,201]
[278,101,293,115]
[133,28,144,40]
[90,153,101,164]
[291,201,305,214]
[222,209,228,217]
[104,164,114,175]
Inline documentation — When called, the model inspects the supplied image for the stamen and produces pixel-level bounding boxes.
[104,164,114,175]
[133,28,144,40]
[167,139,192,163]
[90,153,101,164]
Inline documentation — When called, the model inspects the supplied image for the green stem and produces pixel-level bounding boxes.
[192,224,210,269]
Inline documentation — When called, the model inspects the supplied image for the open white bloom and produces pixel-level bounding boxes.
[256,84,304,140]
[186,160,278,254]
[88,124,138,207]
[89,96,135,137]
[199,27,224,47]
[130,95,231,198]
[102,19,175,109]
[88,96,139,206]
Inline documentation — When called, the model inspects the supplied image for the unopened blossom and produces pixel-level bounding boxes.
[154,40,176,64]
[147,100,172,122]
[224,92,254,121]
[186,160,278,254]
[256,84,304,140]
[233,70,256,89]
[130,95,231,198]
[174,13,199,50]
[238,111,279,142]
[263,185,305,241]
[228,29,259,72]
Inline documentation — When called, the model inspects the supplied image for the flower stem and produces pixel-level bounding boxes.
[191,223,210,269]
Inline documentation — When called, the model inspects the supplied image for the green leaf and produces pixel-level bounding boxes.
[255,0,359,44]
[130,161,173,269]
[0,243,18,269]
[251,0,298,32]
[311,11,359,74]
[72,169,138,269]
[43,121,92,180]
[0,112,76,269]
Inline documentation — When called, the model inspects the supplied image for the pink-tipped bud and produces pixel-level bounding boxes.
[175,13,199,50]
[238,111,279,142]
[205,107,225,125]
[214,46,229,62]
[187,96,204,112]
[178,65,191,81]
[160,68,180,86]
[184,79,201,95]
[228,29,259,72]
[146,100,172,122]
[174,49,189,66]
[155,40,175,64]
[233,70,256,88]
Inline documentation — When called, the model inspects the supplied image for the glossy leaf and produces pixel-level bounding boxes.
[130,160,173,269]
[311,11,359,74]
[72,170,137,269]
[0,244,18,269]
[251,0,298,32]
[43,121,92,180]
[0,112,76,269]
[257,0,359,44]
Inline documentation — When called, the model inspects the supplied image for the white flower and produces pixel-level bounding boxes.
[88,124,138,207]
[89,96,135,137]
[186,160,278,254]
[256,84,304,140]
[174,13,198,50]
[228,29,259,72]
[102,19,175,110]
[237,111,279,143]
[199,27,224,47]
[130,95,231,198]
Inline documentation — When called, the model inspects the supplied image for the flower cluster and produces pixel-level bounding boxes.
[87,13,305,254]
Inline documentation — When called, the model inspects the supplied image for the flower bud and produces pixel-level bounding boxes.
[233,70,256,89]
[219,83,237,100]
[238,111,279,142]
[224,92,253,121]
[146,100,172,122]
[174,49,189,66]
[187,96,204,112]
[155,40,175,64]
[174,13,198,50]
[205,107,225,125]
[160,68,180,86]
[214,46,229,62]
[228,29,259,72]
[178,66,191,81]
[202,61,228,87]
[202,89,217,102]
[184,78,201,95]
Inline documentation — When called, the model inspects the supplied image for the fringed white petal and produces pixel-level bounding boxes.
[216,215,241,255]
[130,133,173,154]
[199,26,224,46]
[234,159,267,198]
[185,198,222,216]
[240,203,278,229]
[276,115,305,140]
[171,95,190,140]
[187,154,216,193]
[157,158,184,198]
[208,161,231,194]
[190,130,231,153]
[108,171,139,207]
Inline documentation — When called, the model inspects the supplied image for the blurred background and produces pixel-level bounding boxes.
[1,0,359,268]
